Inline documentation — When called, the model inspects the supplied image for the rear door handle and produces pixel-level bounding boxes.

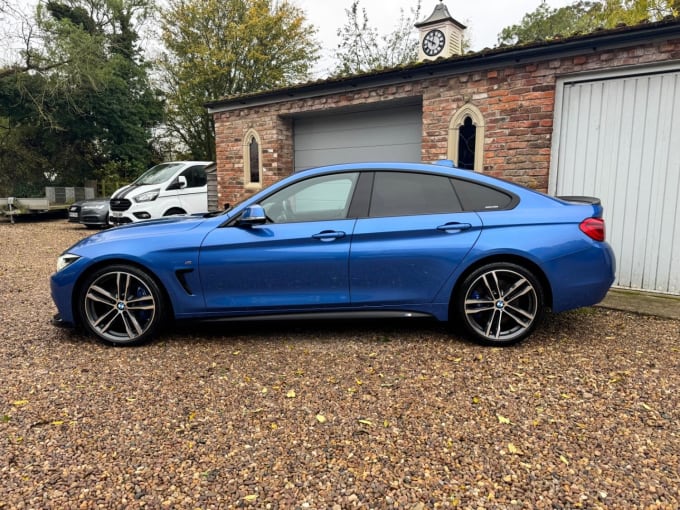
[437,222,472,232]
[312,230,346,241]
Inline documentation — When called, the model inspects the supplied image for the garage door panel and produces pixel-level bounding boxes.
[295,122,421,150]
[295,143,423,170]
[294,105,422,172]
[553,69,680,294]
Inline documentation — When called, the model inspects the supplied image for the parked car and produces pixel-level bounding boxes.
[51,160,615,347]
[68,198,110,228]
[108,161,212,225]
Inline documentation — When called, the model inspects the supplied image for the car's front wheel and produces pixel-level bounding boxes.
[454,262,544,346]
[78,264,166,346]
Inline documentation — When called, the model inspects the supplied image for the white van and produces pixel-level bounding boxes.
[109,161,212,225]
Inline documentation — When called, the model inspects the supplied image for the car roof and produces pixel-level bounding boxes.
[292,160,527,193]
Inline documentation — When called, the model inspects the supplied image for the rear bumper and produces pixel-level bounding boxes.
[548,241,616,312]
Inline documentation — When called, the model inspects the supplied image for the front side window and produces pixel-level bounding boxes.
[180,166,207,188]
[369,172,462,217]
[260,172,359,223]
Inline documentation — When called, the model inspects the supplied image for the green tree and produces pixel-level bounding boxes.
[333,0,422,76]
[499,0,678,46]
[0,0,163,195]
[160,0,318,161]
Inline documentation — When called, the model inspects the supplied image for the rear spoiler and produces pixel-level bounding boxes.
[557,196,601,206]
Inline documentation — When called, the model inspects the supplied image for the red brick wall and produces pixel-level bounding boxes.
[213,38,680,206]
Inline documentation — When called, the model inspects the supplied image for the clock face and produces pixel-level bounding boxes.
[422,29,445,57]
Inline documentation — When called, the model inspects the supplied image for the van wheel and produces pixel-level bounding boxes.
[164,208,186,216]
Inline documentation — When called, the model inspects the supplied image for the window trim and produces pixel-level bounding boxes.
[243,129,263,190]
[448,103,485,172]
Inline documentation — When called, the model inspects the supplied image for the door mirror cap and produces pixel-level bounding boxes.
[239,205,267,226]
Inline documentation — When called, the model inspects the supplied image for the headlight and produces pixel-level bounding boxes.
[134,189,160,202]
[57,253,81,272]
[90,203,108,210]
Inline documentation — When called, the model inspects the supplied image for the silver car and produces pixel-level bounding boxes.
[68,198,110,228]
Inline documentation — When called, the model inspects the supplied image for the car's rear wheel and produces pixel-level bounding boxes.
[454,262,544,346]
[79,264,166,346]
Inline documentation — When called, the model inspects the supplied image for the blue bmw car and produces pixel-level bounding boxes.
[51,161,615,347]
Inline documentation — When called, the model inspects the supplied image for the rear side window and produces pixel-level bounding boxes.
[370,172,462,217]
[453,179,514,211]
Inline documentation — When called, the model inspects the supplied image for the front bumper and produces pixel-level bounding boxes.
[52,313,74,328]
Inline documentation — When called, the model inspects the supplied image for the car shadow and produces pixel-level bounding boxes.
[169,316,452,343]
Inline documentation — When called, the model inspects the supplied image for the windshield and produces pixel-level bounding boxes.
[132,163,185,185]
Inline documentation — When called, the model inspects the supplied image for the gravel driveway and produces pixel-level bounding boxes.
[1,220,679,509]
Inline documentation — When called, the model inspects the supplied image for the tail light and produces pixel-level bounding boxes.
[580,217,606,241]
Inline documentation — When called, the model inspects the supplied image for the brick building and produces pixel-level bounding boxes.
[207,6,680,295]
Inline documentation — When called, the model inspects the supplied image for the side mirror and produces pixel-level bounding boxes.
[167,176,188,190]
[238,204,267,226]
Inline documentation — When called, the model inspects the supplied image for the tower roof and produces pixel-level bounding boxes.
[415,1,466,30]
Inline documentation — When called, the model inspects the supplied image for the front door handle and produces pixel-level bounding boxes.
[437,222,472,232]
[312,230,346,241]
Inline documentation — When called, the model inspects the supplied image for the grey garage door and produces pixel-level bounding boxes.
[550,66,680,295]
[293,103,422,172]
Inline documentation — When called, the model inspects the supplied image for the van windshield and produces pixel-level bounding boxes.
[133,163,185,185]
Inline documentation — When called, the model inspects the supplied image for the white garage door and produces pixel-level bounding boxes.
[293,102,422,172]
[550,65,680,294]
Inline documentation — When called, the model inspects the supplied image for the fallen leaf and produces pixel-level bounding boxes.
[315,414,327,423]
[497,414,511,424]
[286,390,296,398]
[640,403,653,411]
[51,420,64,426]
[358,419,373,426]
[560,454,569,465]
[507,443,521,455]
[12,400,28,407]
[270,423,278,430]
[244,494,258,502]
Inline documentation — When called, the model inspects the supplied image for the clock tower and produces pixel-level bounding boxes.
[415,1,466,61]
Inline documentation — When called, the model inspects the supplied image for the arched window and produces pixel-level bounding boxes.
[243,129,263,188]
[448,104,485,171]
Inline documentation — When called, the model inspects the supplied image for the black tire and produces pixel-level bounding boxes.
[78,264,166,346]
[454,262,544,346]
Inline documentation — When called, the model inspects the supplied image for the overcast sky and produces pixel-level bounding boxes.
[294,0,576,77]
[2,0,578,77]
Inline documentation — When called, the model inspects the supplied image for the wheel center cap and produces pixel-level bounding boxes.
[495,300,505,309]
[117,302,126,311]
